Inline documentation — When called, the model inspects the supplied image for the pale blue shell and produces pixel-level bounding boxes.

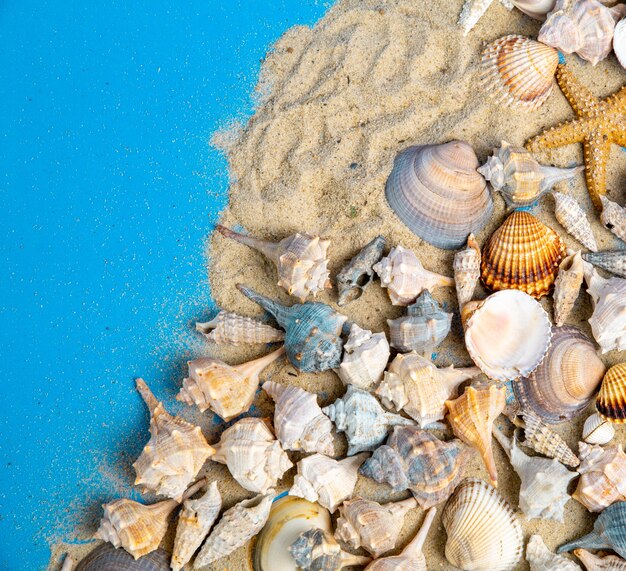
[76,544,170,570]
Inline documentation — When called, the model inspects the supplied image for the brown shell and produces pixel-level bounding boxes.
[481,211,566,299]
[597,363,626,424]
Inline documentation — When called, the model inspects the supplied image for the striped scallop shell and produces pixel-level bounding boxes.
[481,210,566,298]
[597,363,626,423]
[480,35,559,110]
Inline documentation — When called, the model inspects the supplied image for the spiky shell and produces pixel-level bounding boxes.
[454,234,481,309]
[513,326,605,423]
[583,251,626,279]
[574,549,626,571]
[597,363,626,423]
[526,535,581,571]
[481,210,566,298]
[336,236,386,306]
[335,324,390,391]
[376,352,480,427]
[373,246,455,305]
[289,453,368,513]
[74,544,170,571]
[600,196,626,243]
[359,426,469,508]
[322,386,415,456]
[289,528,371,571]
[195,310,284,345]
[582,413,615,445]
[510,0,556,19]
[554,193,598,251]
[443,478,524,571]
[194,490,274,567]
[553,252,585,326]
[176,346,285,420]
[458,0,495,34]
[263,381,335,456]
[211,417,292,494]
[516,411,579,467]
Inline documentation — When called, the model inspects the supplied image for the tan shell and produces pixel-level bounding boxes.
[597,363,626,423]
[527,535,582,571]
[554,193,598,251]
[454,234,481,309]
[289,528,372,570]
[176,346,284,420]
[458,0,496,35]
[600,196,626,243]
[582,413,615,446]
[574,548,626,570]
[195,310,284,345]
[553,251,585,327]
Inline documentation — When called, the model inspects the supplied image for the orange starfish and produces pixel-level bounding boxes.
[526,64,626,211]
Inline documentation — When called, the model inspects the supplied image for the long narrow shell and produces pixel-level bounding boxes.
[61,555,74,571]
[583,251,626,279]
[75,545,170,571]
[516,411,580,467]
[582,413,615,445]
[554,193,598,251]
[597,363,626,423]
[336,236,386,306]
[196,310,284,345]
[289,528,371,571]
[458,0,495,34]
[575,549,626,571]
[527,535,582,571]
[600,196,626,243]
[553,252,585,326]
[454,234,481,309]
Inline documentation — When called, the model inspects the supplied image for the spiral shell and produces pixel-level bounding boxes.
[289,528,371,571]
[515,411,579,467]
[553,252,585,327]
[454,234,481,309]
[574,549,626,571]
[583,251,626,279]
[74,544,170,571]
[597,363,626,423]
[600,196,626,243]
[195,310,284,345]
[582,413,615,445]
[554,192,598,251]
[526,535,581,571]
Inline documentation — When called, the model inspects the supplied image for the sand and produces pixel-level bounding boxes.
[50,0,626,569]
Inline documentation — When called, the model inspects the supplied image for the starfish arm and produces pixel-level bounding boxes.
[583,136,611,211]
[606,85,626,114]
[525,119,585,152]
[613,129,626,147]
[555,64,600,118]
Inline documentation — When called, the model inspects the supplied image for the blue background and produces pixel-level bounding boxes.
[0,1,330,568]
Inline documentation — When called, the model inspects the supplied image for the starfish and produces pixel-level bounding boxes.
[526,64,626,211]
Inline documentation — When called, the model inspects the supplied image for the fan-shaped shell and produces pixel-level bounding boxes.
[336,236,386,306]
[575,549,626,571]
[289,528,371,571]
[526,535,581,571]
[583,251,626,279]
[582,413,615,445]
[554,193,598,251]
[553,252,585,327]
[384,142,493,250]
[597,363,626,423]
[75,544,170,571]
[600,196,626,243]
[454,234,481,309]
[195,310,284,345]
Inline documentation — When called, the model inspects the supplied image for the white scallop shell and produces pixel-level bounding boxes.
[526,535,582,571]
[582,413,615,445]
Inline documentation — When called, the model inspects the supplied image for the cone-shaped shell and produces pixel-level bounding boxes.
[515,411,579,467]
[336,236,386,306]
[481,210,566,298]
[454,234,481,309]
[553,252,585,327]
[442,478,524,571]
[600,196,626,243]
[574,549,626,571]
[480,35,559,110]
[289,528,372,571]
[583,251,626,279]
[513,326,605,424]
[74,544,170,571]
[384,142,493,250]
[554,193,598,251]
[195,310,284,345]
[597,363,626,423]
[582,413,615,445]
[526,535,581,571]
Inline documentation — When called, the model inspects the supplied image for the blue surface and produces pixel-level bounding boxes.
[0,2,330,568]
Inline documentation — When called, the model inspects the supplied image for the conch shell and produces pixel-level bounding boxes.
[582,413,615,446]
[553,192,598,251]
[526,535,582,571]
[72,544,170,570]
[574,549,626,571]
[454,234,481,309]
[289,528,371,570]
[583,251,626,279]
[600,195,626,243]
[553,252,585,326]
[195,310,284,345]
[597,363,626,423]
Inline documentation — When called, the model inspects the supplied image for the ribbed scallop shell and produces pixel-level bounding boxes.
[554,193,598,251]
[583,251,626,279]
[513,326,605,423]
[442,478,524,571]
[582,413,615,445]
[480,35,559,110]
[600,196,626,243]
[481,210,566,298]
[289,528,371,571]
[196,310,284,345]
[454,234,481,309]
[336,235,386,306]
[516,411,579,467]
[75,544,170,571]
[574,549,626,571]
[597,363,626,423]
[384,142,493,250]
[526,535,581,571]
[553,252,585,327]
[510,0,556,19]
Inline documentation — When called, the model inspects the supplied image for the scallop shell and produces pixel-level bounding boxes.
[526,535,582,571]
[176,346,285,420]
[359,426,469,508]
[217,225,331,301]
[195,310,284,345]
[582,413,615,445]
[553,252,585,327]
[373,246,455,305]
[376,352,480,427]
[554,193,598,251]
[583,251,626,279]
[510,0,556,19]
[171,481,222,571]
[443,478,524,571]
[335,497,417,558]
[384,142,493,250]
[263,381,335,456]
[574,549,626,571]
[600,196,626,243]
[289,453,369,513]
[75,545,170,571]
[194,490,275,567]
[513,326,605,423]
[336,236,386,306]
[597,363,626,423]
[289,528,371,571]
[322,385,415,455]
[211,417,292,494]
[480,35,559,110]
[336,324,390,391]
[133,379,214,501]
[454,234,481,309]
[481,210,566,298]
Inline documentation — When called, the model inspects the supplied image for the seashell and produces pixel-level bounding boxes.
[554,193,598,251]
[217,225,331,301]
[376,352,480,427]
[176,346,285,420]
[335,235,386,306]
[335,324,390,391]
[558,501,626,558]
[583,262,626,353]
[493,428,576,521]
[387,290,452,354]
[597,363,626,423]
[481,210,566,298]
[263,381,335,455]
[362,507,437,571]
[454,234,481,309]
[615,17,626,70]
[480,35,559,110]
[289,453,369,513]
[61,555,74,571]
[94,479,205,559]
[373,246,455,305]
[583,251,626,279]
[237,285,347,372]
[446,385,506,486]
[289,528,371,571]
[442,478,524,571]
[510,0,556,19]
[574,549,626,571]
[538,0,626,66]
[359,426,469,508]
[194,490,275,567]
[195,310,284,346]
[335,496,417,558]
[171,481,222,571]
[211,417,292,494]
[513,325,605,423]
[478,141,583,208]
[322,385,415,455]
[458,0,495,34]
[600,196,626,243]
[75,544,170,571]
[384,142,493,250]
[553,252,585,326]
[526,535,582,571]
[515,411,580,467]
[573,442,626,512]
[253,496,332,571]
[582,413,615,445]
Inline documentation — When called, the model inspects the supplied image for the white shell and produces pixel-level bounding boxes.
[582,413,615,445]
[458,0,495,34]
[553,251,585,327]
[575,549,626,570]
[61,555,74,571]
[600,196,626,243]
[554,192,598,252]
[511,0,556,19]
[195,310,284,345]
[526,535,582,571]
[614,18,626,70]
[454,234,481,309]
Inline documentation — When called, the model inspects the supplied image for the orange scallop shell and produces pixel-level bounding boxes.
[481,211,566,299]
[597,363,626,424]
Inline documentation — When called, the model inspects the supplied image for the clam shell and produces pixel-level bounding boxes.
[195,310,284,345]
[554,192,598,252]
[574,549,626,571]
[454,233,481,309]
[553,252,585,327]
[516,411,579,467]
[597,363,626,423]
[583,251,626,279]
[481,210,566,298]
[600,196,626,243]
[75,544,170,571]
[480,35,559,110]
[511,0,556,19]
[582,413,615,445]
[289,528,371,571]
[526,535,581,571]
[384,142,493,250]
